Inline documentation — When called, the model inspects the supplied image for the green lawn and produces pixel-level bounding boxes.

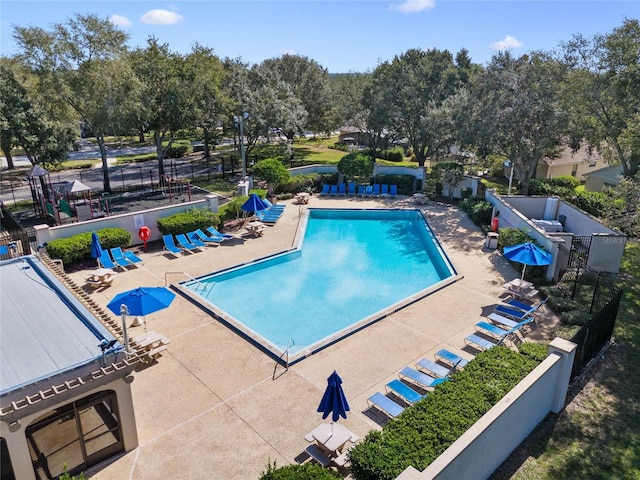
[509,241,640,479]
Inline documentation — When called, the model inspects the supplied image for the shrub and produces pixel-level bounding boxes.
[378,147,405,162]
[549,175,580,189]
[157,207,220,235]
[46,228,131,265]
[497,228,529,250]
[164,145,189,159]
[260,461,340,480]
[348,347,543,479]
[337,152,375,181]
[459,196,493,228]
[561,309,593,326]
[254,158,291,190]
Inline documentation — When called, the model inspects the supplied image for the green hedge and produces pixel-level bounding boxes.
[46,228,132,265]
[348,345,547,480]
[157,207,221,235]
[459,196,493,228]
[259,461,340,479]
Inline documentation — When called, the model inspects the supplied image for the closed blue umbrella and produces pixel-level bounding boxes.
[90,231,103,262]
[317,371,350,423]
[503,242,553,279]
[241,193,269,214]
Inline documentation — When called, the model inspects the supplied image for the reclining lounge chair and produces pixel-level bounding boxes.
[367,392,405,419]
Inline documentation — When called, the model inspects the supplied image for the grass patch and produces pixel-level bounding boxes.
[509,241,640,479]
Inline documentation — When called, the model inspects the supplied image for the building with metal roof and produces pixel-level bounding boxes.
[0,255,139,480]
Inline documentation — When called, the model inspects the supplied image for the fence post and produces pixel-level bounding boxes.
[589,273,600,314]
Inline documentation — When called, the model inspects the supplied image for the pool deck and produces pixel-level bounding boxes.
[65,194,557,479]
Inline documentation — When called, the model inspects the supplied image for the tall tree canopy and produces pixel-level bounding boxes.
[259,54,332,136]
[468,51,568,194]
[560,18,640,177]
[13,13,132,191]
[370,48,464,167]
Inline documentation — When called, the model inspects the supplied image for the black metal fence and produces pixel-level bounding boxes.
[0,203,35,259]
[556,245,623,378]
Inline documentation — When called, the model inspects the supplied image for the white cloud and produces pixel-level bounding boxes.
[140,9,184,25]
[490,35,523,51]
[109,14,132,28]
[389,0,436,14]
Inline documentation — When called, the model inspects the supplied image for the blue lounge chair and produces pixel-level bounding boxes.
[386,379,425,405]
[98,250,118,269]
[416,358,452,378]
[329,185,338,196]
[372,184,381,196]
[338,183,346,195]
[206,226,233,240]
[319,184,330,196]
[434,349,468,369]
[263,198,286,211]
[475,321,513,341]
[464,333,500,351]
[347,182,356,195]
[189,230,220,246]
[381,184,389,197]
[389,184,398,197]
[488,314,535,333]
[399,366,448,390]
[363,185,373,197]
[357,185,366,196]
[495,298,547,320]
[256,210,282,224]
[110,247,134,268]
[162,234,184,256]
[175,233,200,251]
[367,392,405,418]
[122,249,143,265]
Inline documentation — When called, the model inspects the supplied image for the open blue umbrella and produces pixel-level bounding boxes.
[107,287,176,351]
[106,287,176,317]
[317,371,350,424]
[241,193,269,214]
[503,242,553,279]
[90,231,103,262]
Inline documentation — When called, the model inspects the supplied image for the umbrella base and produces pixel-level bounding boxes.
[130,316,144,327]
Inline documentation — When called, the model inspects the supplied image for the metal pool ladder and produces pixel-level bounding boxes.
[273,338,294,380]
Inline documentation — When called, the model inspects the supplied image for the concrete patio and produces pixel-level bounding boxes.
[64,194,554,479]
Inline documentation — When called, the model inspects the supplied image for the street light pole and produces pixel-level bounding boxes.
[233,112,249,180]
[505,160,514,196]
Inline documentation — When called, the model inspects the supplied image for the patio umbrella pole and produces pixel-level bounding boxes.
[120,304,131,353]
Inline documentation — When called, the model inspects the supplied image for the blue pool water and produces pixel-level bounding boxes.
[180,209,457,361]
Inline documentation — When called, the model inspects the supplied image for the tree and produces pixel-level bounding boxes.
[560,18,640,177]
[130,37,192,179]
[183,44,230,158]
[252,158,290,194]
[0,60,74,168]
[259,54,332,136]
[13,13,132,192]
[371,48,464,167]
[468,51,568,194]
[337,152,374,182]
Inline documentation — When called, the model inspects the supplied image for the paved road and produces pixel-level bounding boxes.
[1,140,237,204]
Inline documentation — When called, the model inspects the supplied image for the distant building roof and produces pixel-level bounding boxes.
[0,256,117,396]
[583,164,624,183]
[542,145,602,167]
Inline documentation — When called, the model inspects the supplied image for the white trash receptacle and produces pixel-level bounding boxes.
[486,232,499,249]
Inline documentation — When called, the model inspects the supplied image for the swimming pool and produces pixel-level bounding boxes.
[179,208,459,363]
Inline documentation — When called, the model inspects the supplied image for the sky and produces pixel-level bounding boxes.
[1,1,638,73]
